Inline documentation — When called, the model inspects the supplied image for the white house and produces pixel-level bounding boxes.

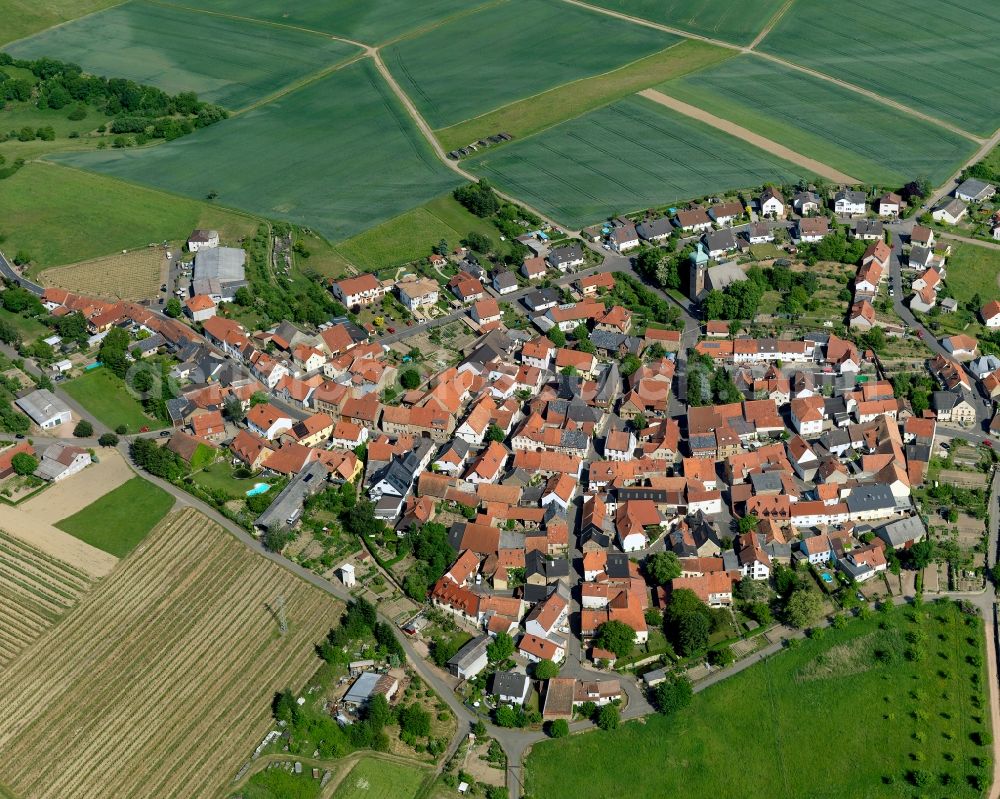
[759,187,785,218]
[518,633,565,664]
[34,442,91,482]
[490,671,530,706]
[609,223,640,253]
[246,403,294,440]
[790,396,825,437]
[877,192,901,217]
[932,198,967,225]
[332,273,386,307]
[981,300,1000,328]
[397,277,439,312]
[955,178,996,204]
[187,229,219,252]
[834,189,867,216]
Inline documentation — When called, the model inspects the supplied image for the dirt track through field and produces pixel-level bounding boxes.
[638,88,860,184]
[0,508,342,799]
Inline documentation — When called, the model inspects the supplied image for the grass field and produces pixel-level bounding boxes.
[758,0,1000,137]
[586,0,787,45]
[943,242,1000,304]
[382,0,677,129]
[56,60,462,244]
[4,0,361,110]
[435,39,732,152]
[0,529,94,669]
[39,247,166,301]
[0,308,49,343]
[163,0,483,45]
[61,368,166,432]
[0,164,257,269]
[0,0,117,46]
[469,94,808,228]
[56,477,173,557]
[527,601,990,799]
[242,768,321,799]
[0,508,342,798]
[659,55,977,186]
[331,757,430,799]
[333,193,503,271]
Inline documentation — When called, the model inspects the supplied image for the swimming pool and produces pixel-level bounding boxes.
[821,572,833,583]
[245,482,270,497]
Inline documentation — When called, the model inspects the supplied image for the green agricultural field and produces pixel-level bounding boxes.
[241,768,320,799]
[164,0,483,45]
[0,0,117,47]
[469,95,808,229]
[61,368,166,432]
[0,164,256,269]
[331,757,429,799]
[382,0,677,129]
[56,477,173,557]
[436,39,732,152]
[4,0,361,110]
[943,242,1000,304]
[527,601,991,799]
[758,0,1000,137]
[333,193,503,271]
[587,0,786,45]
[55,61,462,244]
[659,55,977,186]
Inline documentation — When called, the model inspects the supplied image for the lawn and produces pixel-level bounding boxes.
[469,94,809,229]
[758,0,1000,137]
[331,757,429,799]
[0,0,117,46]
[333,193,504,271]
[190,461,258,500]
[56,61,462,244]
[659,55,977,186]
[165,0,482,45]
[0,163,256,269]
[527,601,991,799]
[56,476,173,557]
[61,367,166,432]
[586,0,787,45]
[382,0,677,129]
[0,307,49,343]
[4,0,361,110]
[944,242,1000,304]
[241,768,320,799]
[435,39,732,152]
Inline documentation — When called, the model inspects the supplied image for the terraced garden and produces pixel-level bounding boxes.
[470,94,808,228]
[0,530,94,670]
[0,508,341,799]
[758,0,1000,136]
[4,0,361,110]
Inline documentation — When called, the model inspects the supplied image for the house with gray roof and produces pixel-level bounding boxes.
[255,460,329,532]
[875,515,925,549]
[703,228,738,260]
[955,178,996,203]
[193,246,247,302]
[636,217,673,243]
[447,635,490,680]
[15,388,71,430]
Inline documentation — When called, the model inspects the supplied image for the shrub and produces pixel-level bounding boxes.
[547,719,569,738]
[73,420,93,437]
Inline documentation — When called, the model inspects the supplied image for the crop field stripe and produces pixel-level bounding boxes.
[0,551,85,604]
[748,0,795,49]
[0,539,92,593]
[0,532,93,587]
[376,0,512,47]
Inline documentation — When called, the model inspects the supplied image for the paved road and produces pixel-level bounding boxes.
[0,250,44,295]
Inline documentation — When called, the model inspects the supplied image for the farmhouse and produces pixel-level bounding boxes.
[15,389,72,430]
[187,229,219,252]
[192,246,247,302]
[35,442,91,482]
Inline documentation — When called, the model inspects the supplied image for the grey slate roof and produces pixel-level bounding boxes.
[844,484,895,513]
[256,460,328,530]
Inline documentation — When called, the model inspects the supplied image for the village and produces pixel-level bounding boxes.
[2,170,997,738]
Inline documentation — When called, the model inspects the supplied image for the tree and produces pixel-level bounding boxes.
[547,718,569,738]
[738,514,759,534]
[399,369,421,390]
[547,327,566,347]
[495,705,526,728]
[785,589,823,629]
[399,703,431,737]
[453,181,499,218]
[365,693,392,731]
[533,659,559,680]
[487,632,515,663]
[262,527,293,552]
[485,424,506,443]
[463,231,492,253]
[594,620,636,659]
[653,674,692,716]
[164,297,182,318]
[97,433,119,447]
[645,551,681,585]
[249,391,269,407]
[908,539,936,569]
[596,704,619,731]
[73,420,93,437]
[10,452,37,476]
[664,588,713,656]
[620,354,641,376]
[98,327,130,379]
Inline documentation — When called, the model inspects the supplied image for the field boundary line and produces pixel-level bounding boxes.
[748,0,797,50]
[433,38,690,135]
[377,0,512,48]
[637,88,860,183]
[559,0,985,145]
[0,0,131,49]
[229,51,370,116]
[147,0,369,49]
